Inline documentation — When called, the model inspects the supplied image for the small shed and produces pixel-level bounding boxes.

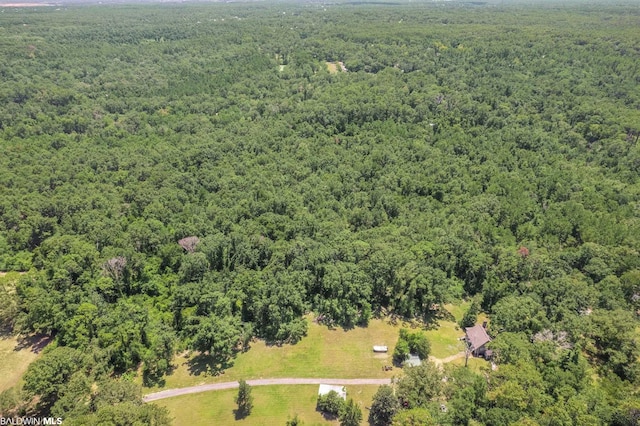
[318,384,347,400]
[465,324,492,357]
[404,354,422,367]
[373,345,388,353]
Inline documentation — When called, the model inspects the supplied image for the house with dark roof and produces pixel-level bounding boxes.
[465,324,491,358]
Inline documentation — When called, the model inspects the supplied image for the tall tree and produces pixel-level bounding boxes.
[396,362,443,409]
[369,385,399,426]
[339,398,362,426]
[235,380,254,418]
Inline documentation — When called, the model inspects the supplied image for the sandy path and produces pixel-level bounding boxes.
[428,351,466,366]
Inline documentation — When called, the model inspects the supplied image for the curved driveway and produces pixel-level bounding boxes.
[143,378,392,402]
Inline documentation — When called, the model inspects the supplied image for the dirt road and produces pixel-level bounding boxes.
[428,351,466,366]
[143,378,392,402]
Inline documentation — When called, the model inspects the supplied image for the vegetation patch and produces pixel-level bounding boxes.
[421,321,465,359]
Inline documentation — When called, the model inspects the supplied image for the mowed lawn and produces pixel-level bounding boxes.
[423,302,488,359]
[152,318,401,391]
[449,356,491,373]
[423,321,466,359]
[326,62,338,74]
[149,304,490,424]
[147,306,479,392]
[154,384,379,426]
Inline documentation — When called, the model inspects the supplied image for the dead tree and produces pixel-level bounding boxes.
[178,236,200,253]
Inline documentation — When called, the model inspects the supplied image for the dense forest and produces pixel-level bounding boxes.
[0,1,639,424]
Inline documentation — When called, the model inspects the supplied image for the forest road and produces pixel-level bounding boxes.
[143,378,393,402]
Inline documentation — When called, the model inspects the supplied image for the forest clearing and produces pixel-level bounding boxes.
[141,303,478,393]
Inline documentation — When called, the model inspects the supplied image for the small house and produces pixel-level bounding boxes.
[465,324,491,357]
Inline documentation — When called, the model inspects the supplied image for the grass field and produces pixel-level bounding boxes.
[423,321,465,359]
[148,317,402,391]
[421,303,476,359]
[154,384,379,426]
[145,305,482,392]
[0,334,45,393]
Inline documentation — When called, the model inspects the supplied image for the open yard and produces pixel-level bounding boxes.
[154,384,379,426]
[146,304,492,423]
[147,317,401,391]
[423,320,466,359]
[449,356,491,373]
[144,305,481,393]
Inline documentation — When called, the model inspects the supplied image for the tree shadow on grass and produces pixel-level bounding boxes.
[384,307,455,332]
[186,352,234,377]
[316,409,339,421]
[0,325,12,339]
[13,333,52,354]
[142,364,176,388]
[233,408,250,421]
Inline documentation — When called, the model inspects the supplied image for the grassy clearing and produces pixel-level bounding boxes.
[154,384,380,426]
[423,321,465,359]
[151,318,401,391]
[151,305,488,424]
[0,334,43,393]
[445,302,488,325]
[449,356,491,374]
[444,302,468,323]
[430,302,490,359]
[326,62,338,74]
[147,306,476,392]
